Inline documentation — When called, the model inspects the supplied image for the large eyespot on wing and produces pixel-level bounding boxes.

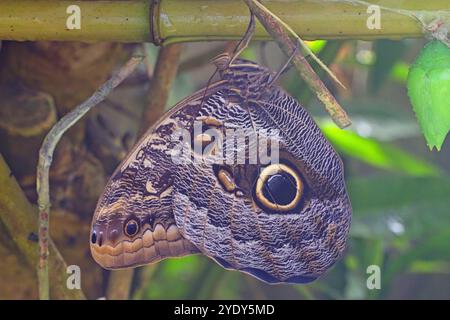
[171,87,351,284]
[253,163,304,213]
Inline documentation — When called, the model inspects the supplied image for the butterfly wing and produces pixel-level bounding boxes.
[90,81,228,269]
[171,86,351,283]
[90,58,351,284]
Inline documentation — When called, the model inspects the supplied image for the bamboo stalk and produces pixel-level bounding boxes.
[0,0,149,42]
[0,0,448,43]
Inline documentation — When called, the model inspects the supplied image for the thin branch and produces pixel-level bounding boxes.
[106,269,135,300]
[332,0,449,46]
[296,41,345,105]
[0,154,86,299]
[249,1,345,89]
[243,0,352,128]
[131,265,159,299]
[36,56,143,300]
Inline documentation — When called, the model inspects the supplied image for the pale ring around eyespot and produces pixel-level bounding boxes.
[255,163,303,211]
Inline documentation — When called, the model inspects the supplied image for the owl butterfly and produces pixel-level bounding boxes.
[90,15,351,284]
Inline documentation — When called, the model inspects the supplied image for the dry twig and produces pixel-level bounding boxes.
[243,0,351,128]
[0,155,86,299]
[36,56,143,300]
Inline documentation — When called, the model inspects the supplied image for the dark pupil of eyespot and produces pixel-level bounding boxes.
[126,221,138,236]
[91,232,97,244]
[262,172,297,206]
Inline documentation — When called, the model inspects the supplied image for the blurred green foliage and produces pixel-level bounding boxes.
[137,39,450,300]
[321,123,441,177]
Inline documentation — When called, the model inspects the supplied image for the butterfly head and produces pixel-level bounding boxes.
[90,143,198,269]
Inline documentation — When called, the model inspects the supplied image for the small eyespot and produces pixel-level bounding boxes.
[216,166,236,193]
[91,231,97,244]
[254,163,304,212]
[124,219,139,237]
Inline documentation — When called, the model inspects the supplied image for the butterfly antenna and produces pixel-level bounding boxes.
[268,40,300,86]
[199,68,219,110]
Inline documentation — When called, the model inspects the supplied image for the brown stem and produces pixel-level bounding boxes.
[36,56,143,300]
[139,44,183,136]
[0,154,86,299]
[243,0,351,128]
[131,265,159,299]
[106,269,135,300]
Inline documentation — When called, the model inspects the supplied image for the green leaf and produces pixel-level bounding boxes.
[407,40,450,151]
[320,123,441,177]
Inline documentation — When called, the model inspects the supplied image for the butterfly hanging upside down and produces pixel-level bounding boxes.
[90,15,351,284]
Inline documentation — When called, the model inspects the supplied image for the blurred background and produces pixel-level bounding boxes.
[0,38,449,299]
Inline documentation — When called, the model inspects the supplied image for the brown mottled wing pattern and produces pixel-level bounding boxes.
[90,82,228,268]
[90,57,351,284]
[171,77,351,284]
